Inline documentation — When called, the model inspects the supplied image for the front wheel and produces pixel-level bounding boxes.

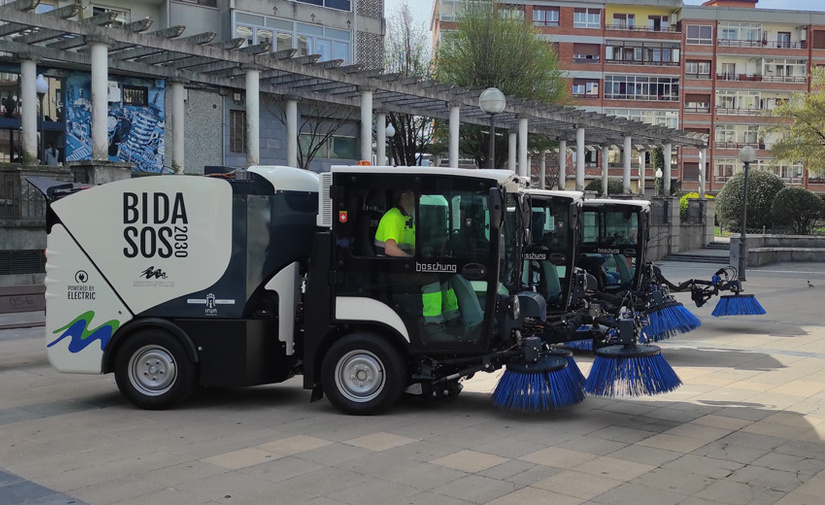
[114,329,197,410]
[321,333,407,415]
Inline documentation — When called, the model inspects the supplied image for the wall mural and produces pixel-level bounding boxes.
[64,74,168,173]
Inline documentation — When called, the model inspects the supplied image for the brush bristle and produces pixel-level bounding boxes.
[643,303,702,341]
[584,345,682,397]
[492,366,585,412]
[562,339,593,351]
[712,294,766,317]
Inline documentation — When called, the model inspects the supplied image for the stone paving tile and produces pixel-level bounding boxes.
[236,455,326,484]
[326,476,420,505]
[200,447,283,470]
[487,485,586,505]
[519,446,598,469]
[402,491,476,505]
[696,478,787,505]
[68,476,168,505]
[342,431,416,452]
[606,444,682,467]
[256,435,333,455]
[589,482,688,505]
[772,493,824,505]
[630,467,715,496]
[274,466,371,497]
[532,470,624,500]
[431,473,520,504]
[661,454,744,479]
[430,449,510,473]
[476,458,560,486]
[383,461,466,490]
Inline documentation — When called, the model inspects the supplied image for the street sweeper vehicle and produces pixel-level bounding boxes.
[33,164,596,414]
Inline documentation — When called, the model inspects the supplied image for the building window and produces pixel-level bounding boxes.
[604,75,680,101]
[605,108,679,129]
[684,93,710,113]
[572,79,599,97]
[718,22,762,46]
[572,43,600,63]
[498,4,524,20]
[611,14,634,30]
[574,8,601,29]
[92,5,130,26]
[439,0,464,22]
[230,110,246,154]
[685,60,711,78]
[686,24,713,45]
[122,86,148,106]
[813,30,825,49]
[533,7,559,26]
[234,12,351,63]
[647,15,669,32]
[295,0,351,11]
[605,42,680,65]
[300,133,357,159]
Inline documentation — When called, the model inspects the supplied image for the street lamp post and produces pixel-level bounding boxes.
[478,87,506,170]
[385,123,396,166]
[655,167,663,196]
[35,74,49,164]
[738,145,757,283]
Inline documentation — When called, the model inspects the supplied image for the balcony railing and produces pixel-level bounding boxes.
[684,106,711,113]
[715,107,769,116]
[607,23,680,33]
[685,73,712,80]
[718,38,807,49]
[714,141,766,150]
[605,59,679,66]
[716,73,807,83]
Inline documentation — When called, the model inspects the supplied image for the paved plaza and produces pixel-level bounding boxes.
[2,260,825,505]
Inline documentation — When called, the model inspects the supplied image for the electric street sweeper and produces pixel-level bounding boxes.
[31,164,600,415]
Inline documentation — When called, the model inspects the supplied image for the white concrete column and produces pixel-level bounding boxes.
[539,150,547,189]
[170,81,185,174]
[638,149,646,195]
[518,116,528,178]
[558,140,567,190]
[90,41,109,162]
[449,104,460,168]
[623,135,632,194]
[576,127,585,192]
[19,59,37,162]
[360,88,373,162]
[376,112,387,166]
[699,147,707,198]
[245,67,260,167]
[601,145,609,197]
[508,131,517,172]
[664,143,673,196]
[286,97,298,168]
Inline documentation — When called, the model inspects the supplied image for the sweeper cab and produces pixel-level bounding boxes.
[31,165,563,415]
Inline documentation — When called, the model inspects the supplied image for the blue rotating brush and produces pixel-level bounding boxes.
[550,347,585,386]
[712,293,765,317]
[584,319,682,397]
[642,290,701,342]
[492,337,585,412]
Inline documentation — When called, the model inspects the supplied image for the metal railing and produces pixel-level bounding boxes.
[606,24,680,33]
[717,39,807,49]
[0,166,74,223]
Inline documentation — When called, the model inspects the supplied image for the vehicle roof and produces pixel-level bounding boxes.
[248,165,320,192]
[330,165,521,187]
[583,199,651,210]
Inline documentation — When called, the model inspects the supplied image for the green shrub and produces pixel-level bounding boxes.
[585,177,624,195]
[771,187,825,235]
[679,192,714,221]
[716,169,785,231]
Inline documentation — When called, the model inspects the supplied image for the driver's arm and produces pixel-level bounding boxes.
[384,239,411,257]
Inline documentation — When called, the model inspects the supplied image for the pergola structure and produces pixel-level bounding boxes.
[0,0,709,194]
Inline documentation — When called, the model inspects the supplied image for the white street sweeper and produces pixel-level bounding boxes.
[32,165,585,414]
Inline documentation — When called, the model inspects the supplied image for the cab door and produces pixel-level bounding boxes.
[332,172,501,353]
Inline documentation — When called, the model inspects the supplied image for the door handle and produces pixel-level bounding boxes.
[461,263,487,280]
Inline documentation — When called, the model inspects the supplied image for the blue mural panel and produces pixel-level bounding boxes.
[65,75,168,173]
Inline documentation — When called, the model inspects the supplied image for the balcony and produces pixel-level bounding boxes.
[717,38,807,49]
[685,73,712,80]
[606,23,680,33]
[716,73,807,84]
[714,107,767,116]
[684,106,711,113]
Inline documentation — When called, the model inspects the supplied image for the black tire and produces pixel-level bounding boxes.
[321,332,407,415]
[114,329,197,410]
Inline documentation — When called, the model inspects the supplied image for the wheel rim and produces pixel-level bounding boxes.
[334,350,386,403]
[128,345,178,397]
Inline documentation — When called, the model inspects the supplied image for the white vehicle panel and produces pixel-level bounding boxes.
[51,176,234,315]
[45,224,133,373]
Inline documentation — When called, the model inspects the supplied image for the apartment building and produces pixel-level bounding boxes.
[432,0,825,193]
[0,0,384,172]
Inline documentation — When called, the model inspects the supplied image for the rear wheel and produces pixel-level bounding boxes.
[321,333,406,415]
[114,329,197,410]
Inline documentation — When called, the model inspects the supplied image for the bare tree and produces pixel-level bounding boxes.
[384,1,435,166]
[264,95,356,170]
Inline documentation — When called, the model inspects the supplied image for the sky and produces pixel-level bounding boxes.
[384,0,825,29]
